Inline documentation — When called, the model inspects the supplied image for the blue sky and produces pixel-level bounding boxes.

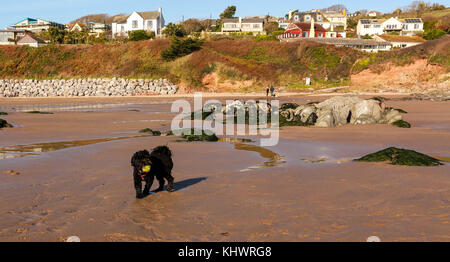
[0,0,447,28]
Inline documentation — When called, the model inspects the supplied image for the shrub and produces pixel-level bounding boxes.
[139,128,161,136]
[161,37,204,61]
[129,30,155,41]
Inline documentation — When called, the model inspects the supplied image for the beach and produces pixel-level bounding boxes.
[0,93,449,241]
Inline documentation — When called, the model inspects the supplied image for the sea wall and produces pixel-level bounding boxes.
[0,78,178,97]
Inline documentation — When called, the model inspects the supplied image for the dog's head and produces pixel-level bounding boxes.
[131,150,153,177]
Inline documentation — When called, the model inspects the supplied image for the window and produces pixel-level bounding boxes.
[364,25,370,28]
[317,15,322,21]
[147,20,153,28]
[242,24,250,28]
[121,25,124,32]
[305,15,311,21]
[132,20,138,28]
[374,25,381,28]
[253,24,260,28]
[414,24,419,29]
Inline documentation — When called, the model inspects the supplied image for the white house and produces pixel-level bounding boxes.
[17,34,46,47]
[112,8,164,38]
[357,17,423,37]
[221,17,265,33]
[10,18,65,33]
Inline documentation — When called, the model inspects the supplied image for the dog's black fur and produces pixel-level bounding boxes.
[131,146,174,199]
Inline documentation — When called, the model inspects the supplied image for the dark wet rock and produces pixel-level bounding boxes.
[139,128,162,136]
[392,120,411,128]
[0,112,7,115]
[25,111,53,114]
[355,147,442,166]
[0,118,13,128]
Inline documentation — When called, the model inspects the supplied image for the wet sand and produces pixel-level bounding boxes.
[0,94,449,241]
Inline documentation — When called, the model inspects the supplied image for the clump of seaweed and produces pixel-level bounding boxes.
[280,103,299,110]
[0,112,8,115]
[25,111,53,114]
[392,120,411,128]
[0,119,13,128]
[139,128,162,136]
[179,128,219,142]
[354,147,443,166]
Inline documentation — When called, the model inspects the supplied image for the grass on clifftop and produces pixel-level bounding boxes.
[355,147,443,166]
[1,36,448,91]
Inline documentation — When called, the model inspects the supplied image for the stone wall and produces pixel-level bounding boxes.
[0,78,178,97]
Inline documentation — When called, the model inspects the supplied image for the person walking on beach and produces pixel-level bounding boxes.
[270,85,275,97]
[266,87,270,97]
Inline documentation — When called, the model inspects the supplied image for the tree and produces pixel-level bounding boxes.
[182,19,205,35]
[162,23,185,37]
[264,22,279,34]
[220,6,236,19]
[161,37,204,61]
[48,26,66,44]
[128,30,155,41]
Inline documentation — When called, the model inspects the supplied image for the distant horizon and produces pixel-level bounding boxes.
[1,0,447,29]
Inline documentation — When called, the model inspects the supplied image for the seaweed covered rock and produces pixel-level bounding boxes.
[392,120,411,128]
[139,128,162,136]
[0,119,13,128]
[0,112,7,115]
[180,128,219,142]
[355,147,443,166]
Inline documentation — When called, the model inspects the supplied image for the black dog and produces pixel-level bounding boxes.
[131,146,174,199]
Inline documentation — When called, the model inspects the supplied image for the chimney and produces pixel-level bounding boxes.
[309,17,315,38]
[288,10,292,20]
[158,7,162,14]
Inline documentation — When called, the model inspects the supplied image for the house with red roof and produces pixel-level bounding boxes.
[278,20,327,39]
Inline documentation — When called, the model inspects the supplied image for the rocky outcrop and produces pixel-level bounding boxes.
[0,78,178,97]
[281,96,405,128]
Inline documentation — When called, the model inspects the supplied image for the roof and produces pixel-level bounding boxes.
[377,35,425,43]
[399,18,422,23]
[17,34,45,44]
[291,22,327,32]
[113,15,130,24]
[137,11,160,20]
[222,18,240,23]
[242,18,264,23]
[359,19,387,25]
[301,38,392,46]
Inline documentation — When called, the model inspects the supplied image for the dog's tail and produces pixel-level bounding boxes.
[152,145,172,158]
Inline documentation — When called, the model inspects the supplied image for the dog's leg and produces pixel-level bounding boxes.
[155,178,165,192]
[166,173,175,192]
[143,176,154,196]
[134,171,144,199]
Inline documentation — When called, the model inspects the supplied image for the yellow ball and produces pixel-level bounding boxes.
[142,165,151,173]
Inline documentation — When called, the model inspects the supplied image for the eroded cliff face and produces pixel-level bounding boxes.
[350,59,449,93]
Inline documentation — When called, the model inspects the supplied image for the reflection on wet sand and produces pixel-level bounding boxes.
[0,135,148,160]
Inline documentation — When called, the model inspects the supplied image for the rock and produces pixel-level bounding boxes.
[315,109,335,127]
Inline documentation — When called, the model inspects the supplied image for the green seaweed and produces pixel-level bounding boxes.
[280,103,299,110]
[392,120,411,128]
[0,112,8,115]
[138,128,162,136]
[178,128,219,142]
[355,147,443,166]
[0,119,13,128]
[25,111,53,114]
